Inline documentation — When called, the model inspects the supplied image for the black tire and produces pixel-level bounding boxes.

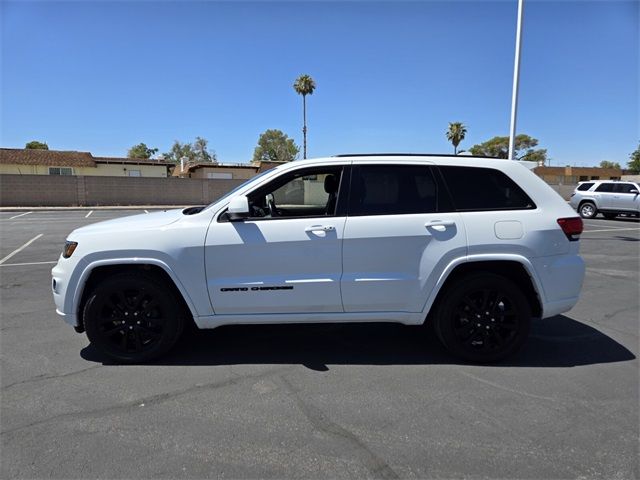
[579,202,598,219]
[434,273,531,363]
[83,272,185,363]
[603,213,617,220]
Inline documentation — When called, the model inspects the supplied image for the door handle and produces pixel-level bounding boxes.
[426,220,455,232]
[305,225,335,233]
[426,220,455,227]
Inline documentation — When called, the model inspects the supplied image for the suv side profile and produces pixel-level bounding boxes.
[569,180,640,219]
[52,155,585,364]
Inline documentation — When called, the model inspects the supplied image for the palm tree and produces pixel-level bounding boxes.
[446,122,467,155]
[293,74,316,159]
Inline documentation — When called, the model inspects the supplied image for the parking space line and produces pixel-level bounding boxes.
[0,234,44,265]
[85,210,93,218]
[584,223,630,229]
[8,211,32,220]
[0,260,57,268]
[582,227,640,233]
[144,210,149,214]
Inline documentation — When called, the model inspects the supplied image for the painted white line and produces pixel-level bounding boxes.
[144,210,149,214]
[0,260,57,268]
[584,223,628,229]
[8,211,32,220]
[0,234,44,265]
[85,210,93,218]
[583,227,640,233]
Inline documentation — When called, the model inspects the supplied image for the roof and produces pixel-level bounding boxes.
[172,161,270,177]
[0,148,173,168]
[92,156,174,167]
[0,148,96,167]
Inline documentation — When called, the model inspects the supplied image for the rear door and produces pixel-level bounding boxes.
[593,182,615,208]
[341,163,466,313]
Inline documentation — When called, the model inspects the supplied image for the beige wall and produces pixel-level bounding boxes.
[0,174,244,206]
[0,163,168,177]
[188,166,257,180]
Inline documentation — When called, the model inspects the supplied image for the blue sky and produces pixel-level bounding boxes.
[2,0,638,167]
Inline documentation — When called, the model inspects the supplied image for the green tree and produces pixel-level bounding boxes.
[25,140,48,150]
[627,143,640,174]
[127,143,158,159]
[162,137,217,163]
[193,136,216,163]
[293,74,316,159]
[252,129,300,163]
[599,160,621,169]
[469,134,548,163]
[445,122,467,155]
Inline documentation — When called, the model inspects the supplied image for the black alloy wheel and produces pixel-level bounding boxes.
[83,272,185,363]
[435,273,531,363]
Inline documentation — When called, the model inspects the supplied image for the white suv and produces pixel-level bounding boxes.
[52,155,585,363]
[569,180,640,219]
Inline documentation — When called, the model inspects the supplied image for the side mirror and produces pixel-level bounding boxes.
[630,189,639,195]
[227,195,250,221]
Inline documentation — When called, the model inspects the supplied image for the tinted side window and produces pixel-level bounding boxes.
[439,166,536,211]
[595,183,614,192]
[614,183,637,194]
[350,165,439,216]
[577,182,594,191]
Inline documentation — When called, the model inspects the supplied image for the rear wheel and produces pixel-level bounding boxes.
[579,202,597,219]
[83,272,185,363]
[434,273,531,363]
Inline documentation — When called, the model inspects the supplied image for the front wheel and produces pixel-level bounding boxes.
[83,272,185,363]
[579,202,597,219]
[434,273,531,363]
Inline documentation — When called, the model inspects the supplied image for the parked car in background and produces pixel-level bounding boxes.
[569,180,640,219]
[52,154,585,364]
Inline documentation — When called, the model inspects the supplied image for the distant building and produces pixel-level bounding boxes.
[172,160,287,179]
[534,166,622,185]
[0,148,173,177]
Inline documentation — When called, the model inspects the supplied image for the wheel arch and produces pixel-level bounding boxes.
[423,257,543,324]
[74,260,197,332]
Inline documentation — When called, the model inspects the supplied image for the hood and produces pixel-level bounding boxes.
[71,209,185,236]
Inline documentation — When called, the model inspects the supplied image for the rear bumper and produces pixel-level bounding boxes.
[532,254,585,318]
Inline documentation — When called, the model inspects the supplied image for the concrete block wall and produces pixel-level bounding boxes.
[0,175,245,207]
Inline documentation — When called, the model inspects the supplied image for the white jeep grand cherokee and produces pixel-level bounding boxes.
[52,154,585,363]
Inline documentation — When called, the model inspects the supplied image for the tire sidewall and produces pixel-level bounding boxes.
[435,273,531,363]
[84,273,184,363]
[579,202,597,219]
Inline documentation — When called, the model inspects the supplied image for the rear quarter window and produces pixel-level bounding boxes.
[438,166,536,211]
[577,182,594,191]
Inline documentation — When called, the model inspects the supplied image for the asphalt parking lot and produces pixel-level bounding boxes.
[1,209,638,479]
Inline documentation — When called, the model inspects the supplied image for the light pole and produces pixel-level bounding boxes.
[508,0,525,160]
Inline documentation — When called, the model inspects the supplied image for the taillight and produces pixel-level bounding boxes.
[557,217,583,241]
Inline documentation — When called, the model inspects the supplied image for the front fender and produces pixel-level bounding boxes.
[67,254,199,323]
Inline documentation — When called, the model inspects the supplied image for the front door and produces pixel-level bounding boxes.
[612,183,640,211]
[205,165,348,315]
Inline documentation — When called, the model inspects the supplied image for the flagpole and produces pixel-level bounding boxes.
[508,0,524,160]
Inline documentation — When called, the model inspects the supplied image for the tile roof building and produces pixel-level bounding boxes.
[0,148,174,177]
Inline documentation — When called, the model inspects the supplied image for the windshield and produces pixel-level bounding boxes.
[204,169,273,209]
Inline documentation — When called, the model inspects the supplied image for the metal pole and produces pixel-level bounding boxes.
[508,0,524,160]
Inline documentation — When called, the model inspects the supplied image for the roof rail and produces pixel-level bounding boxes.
[332,153,498,159]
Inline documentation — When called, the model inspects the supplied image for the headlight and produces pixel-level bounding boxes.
[63,241,78,258]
